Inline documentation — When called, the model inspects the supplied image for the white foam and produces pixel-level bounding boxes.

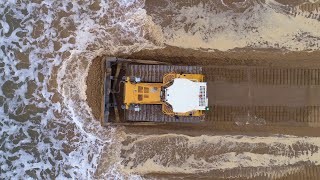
[0,0,162,179]
[0,20,10,33]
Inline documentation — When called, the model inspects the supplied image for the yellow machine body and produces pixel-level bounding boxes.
[124,73,206,117]
[162,73,204,85]
[123,78,163,108]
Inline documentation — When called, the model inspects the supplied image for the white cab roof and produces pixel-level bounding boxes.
[165,78,208,113]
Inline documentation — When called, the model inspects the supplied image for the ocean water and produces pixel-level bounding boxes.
[1,0,320,179]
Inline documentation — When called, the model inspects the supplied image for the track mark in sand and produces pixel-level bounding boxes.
[205,66,320,126]
[204,67,320,86]
[206,105,320,126]
[299,1,320,12]
[289,0,320,21]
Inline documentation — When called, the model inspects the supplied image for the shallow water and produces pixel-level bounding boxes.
[1,0,320,179]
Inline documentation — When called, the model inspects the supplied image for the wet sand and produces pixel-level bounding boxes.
[86,0,320,179]
[86,48,320,179]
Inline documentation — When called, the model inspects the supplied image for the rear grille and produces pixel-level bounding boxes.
[199,86,206,106]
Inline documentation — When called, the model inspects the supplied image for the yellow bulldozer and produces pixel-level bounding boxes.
[102,57,208,125]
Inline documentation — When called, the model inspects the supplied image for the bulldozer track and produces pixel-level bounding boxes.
[127,64,202,82]
[146,164,320,180]
[203,67,320,85]
[297,1,320,13]
[287,1,320,21]
[282,165,320,180]
[207,105,320,125]
[206,164,320,180]
[125,105,204,122]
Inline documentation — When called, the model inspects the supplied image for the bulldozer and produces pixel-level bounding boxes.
[101,57,208,125]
